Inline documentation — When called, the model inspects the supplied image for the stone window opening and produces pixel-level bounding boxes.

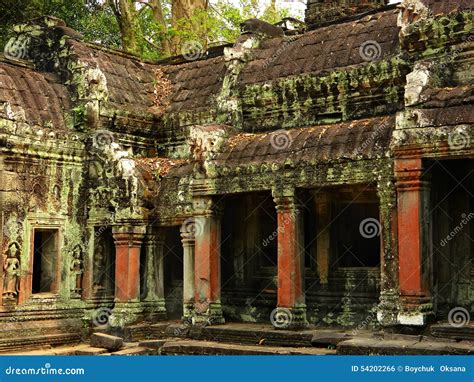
[32,229,59,294]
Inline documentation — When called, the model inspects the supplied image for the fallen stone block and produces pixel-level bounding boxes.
[90,333,123,351]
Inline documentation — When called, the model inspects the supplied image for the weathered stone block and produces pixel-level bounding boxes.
[90,333,123,351]
[139,339,167,349]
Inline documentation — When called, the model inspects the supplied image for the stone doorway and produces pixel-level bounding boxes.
[430,159,473,318]
[163,226,184,319]
[32,229,59,294]
[220,192,278,322]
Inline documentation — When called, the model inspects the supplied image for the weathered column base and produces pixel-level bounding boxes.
[192,302,225,325]
[182,302,194,322]
[271,306,308,330]
[376,291,400,326]
[397,296,434,326]
[109,302,143,328]
[141,300,167,322]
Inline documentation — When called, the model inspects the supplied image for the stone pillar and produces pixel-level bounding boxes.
[141,227,166,321]
[81,225,95,301]
[395,159,433,326]
[376,178,400,326]
[193,196,225,325]
[272,187,307,329]
[110,224,146,326]
[180,221,195,321]
[314,192,331,287]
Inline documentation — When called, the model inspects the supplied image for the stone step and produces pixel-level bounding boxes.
[0,333,81,353]
[111,347,150,356]
[191,323,351,348]
[430,323,474,341]
[75,345,109,355]
[160,340,336,355]
[337,338,474,355]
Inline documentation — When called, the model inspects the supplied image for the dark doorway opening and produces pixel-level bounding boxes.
[332,202,381,268]
[32,229,59,294]
[163,226,183,319]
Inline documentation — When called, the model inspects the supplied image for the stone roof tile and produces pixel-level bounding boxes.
[215,116,394,168]
[0,60,70,129]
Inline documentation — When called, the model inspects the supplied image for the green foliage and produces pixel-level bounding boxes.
[0,0,121,50]
[0,0,293,60]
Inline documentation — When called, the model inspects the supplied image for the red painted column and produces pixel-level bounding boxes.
[193,197,225,325]
[395,159,433,326]
[112,226,145,303]
[272,188,307,329]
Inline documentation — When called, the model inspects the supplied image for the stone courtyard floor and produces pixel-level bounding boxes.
[1,322,473,356]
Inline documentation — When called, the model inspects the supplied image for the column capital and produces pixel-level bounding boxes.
[180,219,197,244]
[192,196,224,217]
[272,189,301,212]
[395,159,430,191]
[145,226,165,245]
[112,225,146,246]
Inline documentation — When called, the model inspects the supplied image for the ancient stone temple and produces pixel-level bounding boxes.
[0,0,472,352]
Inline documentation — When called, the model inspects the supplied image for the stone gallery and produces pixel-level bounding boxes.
[0,0,472,354]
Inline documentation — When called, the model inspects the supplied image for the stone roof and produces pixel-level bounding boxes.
[239,8,400,85]
[66,40,158,115]
[420,0,473,15]
[162,56,227,113]
[215,116,394,168]
[0,59,70,130]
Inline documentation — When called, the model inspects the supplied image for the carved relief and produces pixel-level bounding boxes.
[70,244,84,298]
[92,240,107,293]
[397,0,430,35]
[2,242,21,302]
